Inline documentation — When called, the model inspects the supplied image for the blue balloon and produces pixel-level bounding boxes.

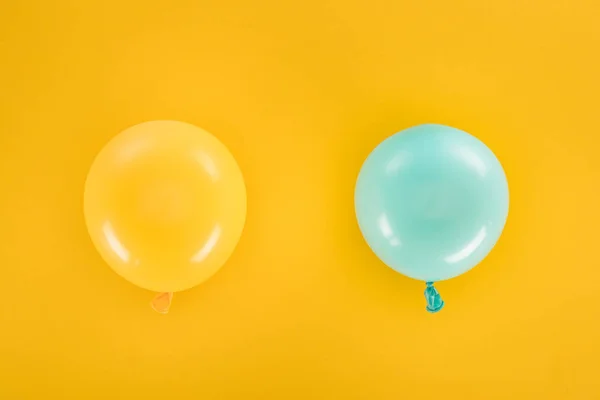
[355,124,509,312]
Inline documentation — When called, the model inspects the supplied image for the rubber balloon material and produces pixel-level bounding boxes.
[84,120,247,293]
[424,282,444,313]
[151,292,173,314]
[355,124,508,283]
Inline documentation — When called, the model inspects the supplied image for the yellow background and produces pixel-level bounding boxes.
[1,0,599,398]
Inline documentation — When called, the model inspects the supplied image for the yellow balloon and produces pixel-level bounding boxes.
[84,121,246,293]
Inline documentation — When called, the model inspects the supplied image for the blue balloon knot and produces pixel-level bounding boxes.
[424,282,444,313]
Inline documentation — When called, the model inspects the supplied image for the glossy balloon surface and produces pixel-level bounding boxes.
[84,121,247,293]
[355,124,509,282]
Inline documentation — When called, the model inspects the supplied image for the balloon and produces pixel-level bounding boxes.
[84,121,247,301]
[355,124,508,312]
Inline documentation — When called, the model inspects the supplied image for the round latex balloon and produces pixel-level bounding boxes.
[84,121,246,307]
[355,124,508,312]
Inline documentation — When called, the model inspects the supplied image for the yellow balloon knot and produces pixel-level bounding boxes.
[151,292,173,314]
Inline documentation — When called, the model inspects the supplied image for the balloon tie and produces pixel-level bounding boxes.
[424,282,444,313]
[151,292,173,314]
